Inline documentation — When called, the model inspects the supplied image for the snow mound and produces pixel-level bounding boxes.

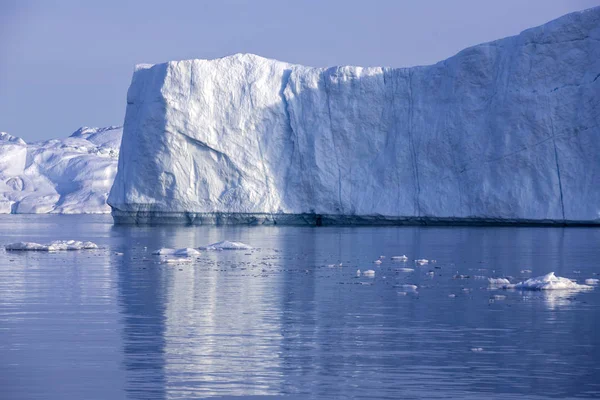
[5,240,99,251]
[0,126,122,214]
[152,247,201,257]
[109,8,600,226]
[199,241,253,250]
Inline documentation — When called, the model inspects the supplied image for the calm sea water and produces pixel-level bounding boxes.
[0,215,599,399]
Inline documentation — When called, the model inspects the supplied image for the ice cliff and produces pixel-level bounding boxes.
[0,126,122,213]
[109,8,600,225]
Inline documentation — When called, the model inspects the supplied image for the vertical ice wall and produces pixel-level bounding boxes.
[109,7,600,224]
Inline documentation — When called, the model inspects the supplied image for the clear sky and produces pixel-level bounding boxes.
[1,0,599,142]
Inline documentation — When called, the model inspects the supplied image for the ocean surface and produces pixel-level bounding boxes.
[0,215,599,399]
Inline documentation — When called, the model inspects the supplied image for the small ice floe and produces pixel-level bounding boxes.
[521,269,532,274]
[379,255,385,259]
[5,240,98,252]
[453,274,470,279]
[356,269,361,276]
[471,347,484,352]
[492,272,593,291]
[426,271,435,277]
[373,259,382,265]
[199,241,252,250]
[400,284,418,291]
[573,270,581,274]
[391,255,408,262]
[448,294,456,298]
[152,248,201,257]
[114,252,124,256]
[487,277,512,288]
[585,278,599,285]
[415,259,429,265]
[327,263,342,267]
[474,275,486,280]
[397,291,407,296]
[492,294,506,301]
[398,267,415,272]
[363,270,376,277]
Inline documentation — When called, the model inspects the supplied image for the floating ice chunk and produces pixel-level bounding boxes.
[162,257,192,264]
[153,248,201,257]
[373,259,382,265]
[415,259,429,265]
[488,277,512,287]
[521,269,532,273]
[448,294,456,298]
[426,271,435,277]
[471,347,484,352]
[363,270,375,277]
[391,255,408,262]
[398,267,414,272]
[400,284,418,291]
[379,255,385,259]
[356,269,361,276]
[585,278,599,285]
[114,252,124,256]
[513,272,593,291]
[492,294,506,300]
[5,240,98,251]
[199,241,252,250]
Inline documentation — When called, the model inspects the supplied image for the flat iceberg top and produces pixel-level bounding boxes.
[199,241,253,250]
[5,240,99,251]
[109,7,600,225]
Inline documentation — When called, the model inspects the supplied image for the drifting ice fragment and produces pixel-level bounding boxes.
[199,241,253,250]
[415,259,429,265]
[391,255,408,262]
[152,248,201,257]
[363,270,376,277]
[5,240,98,251]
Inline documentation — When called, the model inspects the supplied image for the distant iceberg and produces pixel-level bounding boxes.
[0,126,122,214]
[108,8,600,225]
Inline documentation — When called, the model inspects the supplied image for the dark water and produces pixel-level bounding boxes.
[0,215,599,399]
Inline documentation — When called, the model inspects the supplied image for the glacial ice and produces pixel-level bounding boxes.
[0,126,122,214]
[108,8,600,225]
[5,240,99,251]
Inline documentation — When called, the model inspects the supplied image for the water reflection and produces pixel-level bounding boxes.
[1,217,599,399]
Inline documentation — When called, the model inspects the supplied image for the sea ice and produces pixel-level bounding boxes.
[585,278,599,285]
[5,240,99,251]
[199,241,253,250]
[152,248,201,257]
[391,255,408,262]
[363,270,375,277]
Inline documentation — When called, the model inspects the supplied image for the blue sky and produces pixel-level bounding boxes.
[1,0,599,141]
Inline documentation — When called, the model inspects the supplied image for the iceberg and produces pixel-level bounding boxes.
[0,126,122,214]
[108,8,600,225]
[490,272,593,291]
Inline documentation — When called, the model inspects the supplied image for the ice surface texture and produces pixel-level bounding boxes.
[108,8,600,225]
[0,127,122,214]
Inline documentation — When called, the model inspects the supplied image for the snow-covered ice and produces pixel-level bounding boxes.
[108,8,600,226]
[391,255,408,262]
[0,126,122,214]
[362,270,375,277]
[398,268,415,272]
[5,240,99,251]
[415,259,429,266]
[585,278,599,285]
[199,241,253,250]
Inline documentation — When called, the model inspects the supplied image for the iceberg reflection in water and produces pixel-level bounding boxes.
[0,215,599,399]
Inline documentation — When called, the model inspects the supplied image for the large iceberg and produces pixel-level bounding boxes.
[109,8,600,225]
[0,126,122,214]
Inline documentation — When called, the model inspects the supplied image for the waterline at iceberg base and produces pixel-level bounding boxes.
[108,8,600,226]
